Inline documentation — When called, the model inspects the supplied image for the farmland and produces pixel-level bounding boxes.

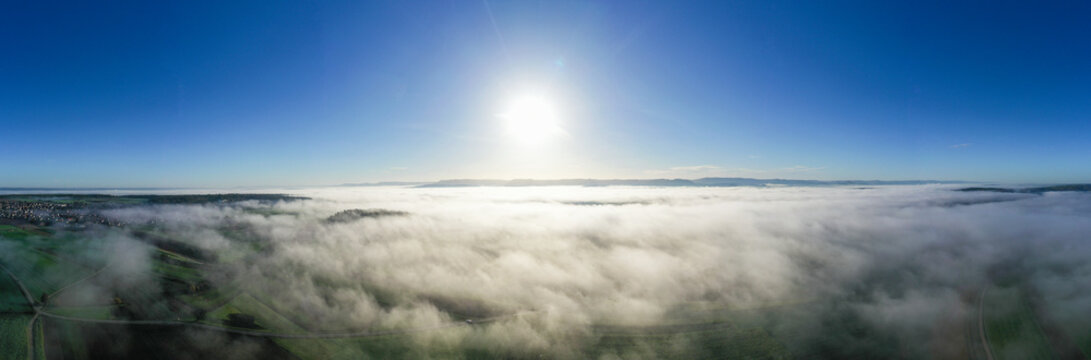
[0,315,31,359]
[0,270,31,313]
[982,286,1057,360]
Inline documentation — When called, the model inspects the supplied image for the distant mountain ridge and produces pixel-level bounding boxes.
[340,181,430,187]
[957,184,1091,194]
[400,178,964,188]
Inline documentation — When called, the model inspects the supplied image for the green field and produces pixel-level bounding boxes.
[0,270,31,313]
[158,248,204,265]
[33,318,45,360]
[0,315,31,360]
[40,317,298,360]
[1072,326,1091,360]
[592,325,790,359]
[178,284,240,311]
[0,245,92,299]
[205,292,306,332]
[291,334,485,360]
[274,334,432,360]
[983,286,1057,360]
[274,338,363,360]
[0,224,35,241]
[46,306,115,320]
[153,261,202,282]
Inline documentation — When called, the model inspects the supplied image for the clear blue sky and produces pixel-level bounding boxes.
[2,1,1089,187]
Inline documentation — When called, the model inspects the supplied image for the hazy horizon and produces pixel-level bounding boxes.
[0,174,1070,190]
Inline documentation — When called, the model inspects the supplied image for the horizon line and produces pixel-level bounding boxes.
[1,176,1056,191]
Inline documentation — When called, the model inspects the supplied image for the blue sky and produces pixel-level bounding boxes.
[1,1,1089,187]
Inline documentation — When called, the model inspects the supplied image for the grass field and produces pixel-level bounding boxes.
[984,286,1057,360]
[1040,297,1091,360]
[593,325,791,359]
[274,336,412,360]
[0,224,34,241]
[32,233,112,270]
[158,248,204,265]
[33,317,45,360]
[115,281,175,320]
[46,306,115,320]
[152,261,202,282]
[0,270,31,313]
[0,315,31,360]
[282,334,481,360]
[205,292,306,332]
[179,284,240,311]
[0,245,93,299]
[45,278,119,309]
[277,317,792,360]
[274,338,358,360]
[1077,336,1091,359]
[41,317,298,360]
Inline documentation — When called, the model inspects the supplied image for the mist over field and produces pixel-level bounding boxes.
[30,185,1082,358]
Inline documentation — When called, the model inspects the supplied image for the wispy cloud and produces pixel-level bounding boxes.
[949,143,972,149]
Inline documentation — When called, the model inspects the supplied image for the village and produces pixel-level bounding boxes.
[0,199,118,227]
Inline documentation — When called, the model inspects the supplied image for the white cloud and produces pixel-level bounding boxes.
[54,185,1091,358]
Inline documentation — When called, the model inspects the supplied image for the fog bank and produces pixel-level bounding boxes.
[90,185,1091,358]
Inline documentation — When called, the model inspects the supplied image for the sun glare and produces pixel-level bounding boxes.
[499,95,565,144]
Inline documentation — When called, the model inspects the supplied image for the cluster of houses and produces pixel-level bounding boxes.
[0,200,119,227]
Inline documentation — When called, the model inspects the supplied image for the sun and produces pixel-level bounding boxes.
[498,95,565,144]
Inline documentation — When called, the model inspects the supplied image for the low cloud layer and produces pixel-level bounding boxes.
[57,185,1091,358]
